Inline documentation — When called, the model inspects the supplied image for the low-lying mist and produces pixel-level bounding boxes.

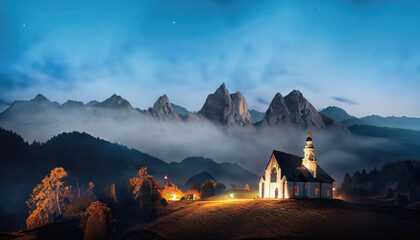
[1,107,416,186]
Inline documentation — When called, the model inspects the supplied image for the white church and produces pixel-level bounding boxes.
[259,132,335,199]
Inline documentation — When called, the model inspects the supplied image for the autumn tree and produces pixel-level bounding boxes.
[126,167,152,199]
[81,201,115,240]
[26,167,73,229]
[244,184,250,191]
[127,167,163,220]
[201,180,216,199]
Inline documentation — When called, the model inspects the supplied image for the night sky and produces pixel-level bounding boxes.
[1,0,420,117]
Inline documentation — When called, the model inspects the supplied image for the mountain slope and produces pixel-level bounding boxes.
[249,109,265,123]
[320,106,355,122]
[357,115,420,131]
[171,103,192,116]
[198,83,252,127]
[284,90,326,128]
[183,171,216,188]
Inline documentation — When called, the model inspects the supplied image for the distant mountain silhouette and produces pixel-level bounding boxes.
[320,106,420,131]
[171,103,192,116]
[249,109,265,123]
[183,171,216,189]
[320,106,355,122]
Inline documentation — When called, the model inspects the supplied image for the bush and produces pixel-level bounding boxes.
[161,198,168,206]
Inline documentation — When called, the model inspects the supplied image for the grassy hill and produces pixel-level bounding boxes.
[122,199,419,240]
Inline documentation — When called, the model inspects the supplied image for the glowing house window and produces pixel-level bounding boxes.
[326,190,330,197]
[315,188,320,196]
[294,185,299,196]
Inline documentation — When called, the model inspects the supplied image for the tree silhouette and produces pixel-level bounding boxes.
[81,201,115,240]
[192,182,201,192]
[201,180,216,199]
[26,167,73,229]
[215,182,226,193]
[138,177,162,220]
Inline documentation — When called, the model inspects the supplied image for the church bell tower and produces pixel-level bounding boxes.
[302,132,318,178]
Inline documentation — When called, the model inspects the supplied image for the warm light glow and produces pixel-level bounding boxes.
[161,183,184,201]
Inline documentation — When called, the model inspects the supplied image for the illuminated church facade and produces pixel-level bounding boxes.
[259,132,335,199]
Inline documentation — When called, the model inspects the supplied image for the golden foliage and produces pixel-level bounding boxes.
[81,201,115,240]
[126,167,152,199]
[244,184,250,191]
[26,167,73,229]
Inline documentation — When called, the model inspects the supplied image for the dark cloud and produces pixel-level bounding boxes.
[0,99,11,105]
[332,97,358,105]
[257,98,270,105]
[0,73,32,90]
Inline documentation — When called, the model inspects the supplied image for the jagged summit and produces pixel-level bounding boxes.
[149,95,180,121]
[198,83,252,127]
[257,90,326,129]
[33,94,50,102]
[61,100,85,108]
[259,92,290,126]
[284,90,325,128]
[95,94,133,109]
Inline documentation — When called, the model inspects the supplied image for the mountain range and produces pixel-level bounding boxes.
[0,83,347,131]
[320,106,420,131]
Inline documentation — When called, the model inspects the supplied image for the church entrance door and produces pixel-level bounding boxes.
[275,188,279,199]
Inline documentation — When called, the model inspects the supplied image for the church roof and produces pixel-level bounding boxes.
[269,150,335,183]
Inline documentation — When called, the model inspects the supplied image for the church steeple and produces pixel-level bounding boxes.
[302,131,318,178]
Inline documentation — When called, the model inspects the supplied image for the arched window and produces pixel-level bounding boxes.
[270,167,277,182]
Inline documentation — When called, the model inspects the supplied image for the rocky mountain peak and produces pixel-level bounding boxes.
[215,83,229,95]
[95,94,133,109]
[33,94,50,102]
[198,84,252,127]
[284,90,325,128]
[149,95,180,121]
[61,100,85,108]
[259,92,290,126]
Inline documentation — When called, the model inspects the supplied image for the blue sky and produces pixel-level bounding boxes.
[1,0,420,117]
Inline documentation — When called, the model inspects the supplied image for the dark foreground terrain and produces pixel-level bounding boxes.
[123,199,419,240]
[1,199,419,240]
